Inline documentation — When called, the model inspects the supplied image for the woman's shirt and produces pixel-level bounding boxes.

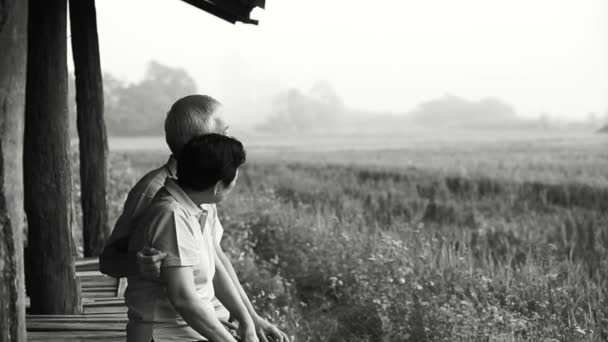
[125,178,227,342]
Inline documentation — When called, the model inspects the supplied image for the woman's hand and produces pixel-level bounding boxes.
[163,266,238,342]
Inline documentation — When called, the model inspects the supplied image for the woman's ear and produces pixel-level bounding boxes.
[213,181,224,195]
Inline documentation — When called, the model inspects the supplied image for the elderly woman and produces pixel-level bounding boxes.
[125,134,256,342]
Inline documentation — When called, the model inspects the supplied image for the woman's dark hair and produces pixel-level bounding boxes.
[177,134,246,191]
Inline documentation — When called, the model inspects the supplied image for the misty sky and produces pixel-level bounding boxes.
[80,0,608,124]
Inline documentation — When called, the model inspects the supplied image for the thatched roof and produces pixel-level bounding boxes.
[180,0,265,24]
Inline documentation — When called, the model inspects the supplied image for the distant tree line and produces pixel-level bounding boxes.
[409,94,519,128]
[69,61,601,135]
[69,61,197,136]
[256,80,346,133]
[70,62,349,136]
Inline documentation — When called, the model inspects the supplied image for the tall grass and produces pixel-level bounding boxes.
[220,163,607,341]
[71,145,608,341]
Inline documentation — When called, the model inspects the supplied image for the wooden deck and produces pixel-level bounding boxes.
[26,258,128,341]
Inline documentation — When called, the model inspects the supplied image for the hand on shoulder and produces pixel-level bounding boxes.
[136,247,167,280]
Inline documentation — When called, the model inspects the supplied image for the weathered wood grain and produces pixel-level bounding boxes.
[0,0,28,340]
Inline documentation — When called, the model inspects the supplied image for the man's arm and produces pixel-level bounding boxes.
[99,237,166,279]
[99,191,167,279]
[215,241,289,342]
[214,246,257,316]
[163,266,238,342]
[99,236,138,278]
[213,250,258,342]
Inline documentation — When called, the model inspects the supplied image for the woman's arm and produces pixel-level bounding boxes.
[212,250,257,341]
[163,266,238,342]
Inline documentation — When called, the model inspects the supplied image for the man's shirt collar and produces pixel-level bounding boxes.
[166,155,177,179]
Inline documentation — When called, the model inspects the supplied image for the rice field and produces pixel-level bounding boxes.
[78,131,608,341]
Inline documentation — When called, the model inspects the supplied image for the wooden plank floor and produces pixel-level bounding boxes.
[27,258,128,341]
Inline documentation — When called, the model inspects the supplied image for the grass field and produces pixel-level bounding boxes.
[82,131,608,341]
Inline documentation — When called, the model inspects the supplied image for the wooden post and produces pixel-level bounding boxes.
[70,0,110,257]
[24,0,80,314]
[0,0,28,339]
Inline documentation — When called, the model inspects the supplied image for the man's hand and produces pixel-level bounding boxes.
[136,247,167,279]
[253,315,289,342]
[239,322,259,342]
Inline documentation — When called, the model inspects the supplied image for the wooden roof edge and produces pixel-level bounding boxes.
[254,0,266,10]
[180,0,265,25]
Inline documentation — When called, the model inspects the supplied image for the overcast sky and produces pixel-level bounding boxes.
[82,0,608,124]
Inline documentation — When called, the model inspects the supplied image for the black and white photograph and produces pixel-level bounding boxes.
[0,0,607,341]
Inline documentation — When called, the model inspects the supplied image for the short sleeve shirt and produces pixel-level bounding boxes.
[106,156,224,248]
[125,178,226,342]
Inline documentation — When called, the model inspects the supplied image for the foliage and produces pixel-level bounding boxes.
[256,81,345,133]
[75,143,608,341]
[409,94,521,128]
[69,61,197,136]
[224,162,607,341]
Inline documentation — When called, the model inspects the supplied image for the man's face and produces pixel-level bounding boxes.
[213,113,229,135]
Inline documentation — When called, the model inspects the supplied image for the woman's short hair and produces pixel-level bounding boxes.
[177,134,246,191]
[164,95,222,155]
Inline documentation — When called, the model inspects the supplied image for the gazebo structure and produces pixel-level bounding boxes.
[0,0,264,340]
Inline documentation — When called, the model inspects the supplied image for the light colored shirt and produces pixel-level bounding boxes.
[126,178,228,342]
[104,156,228,336]
[107,156,225,246]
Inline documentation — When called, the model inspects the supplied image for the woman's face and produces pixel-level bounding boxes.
[215,169,238,201]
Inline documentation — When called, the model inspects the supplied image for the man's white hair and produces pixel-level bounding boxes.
[164,94,222,155]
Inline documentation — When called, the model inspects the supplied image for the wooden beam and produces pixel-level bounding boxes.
[180,0,259,24]
[0,0,28,340]
[70,0,110,257]
[24,0,80,314]
[181,0,238,23]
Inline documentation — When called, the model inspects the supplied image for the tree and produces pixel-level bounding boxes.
[105,61,198,136]
[410,94,518,128]
[257,81,345,133]
[310,80,345,126]
[0,0,28,339]
[71,61,199,137]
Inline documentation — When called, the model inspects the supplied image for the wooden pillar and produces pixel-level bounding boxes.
[24,0,80,314]
[0,0,28,339]
[70,0,110,257]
